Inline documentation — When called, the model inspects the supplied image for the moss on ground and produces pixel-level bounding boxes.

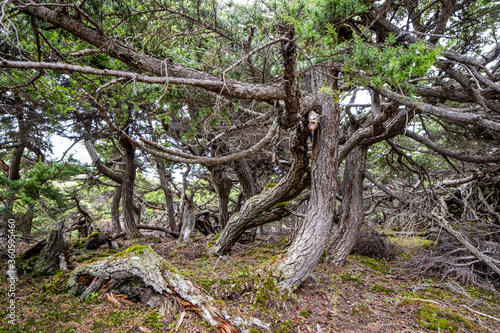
[2,235,500,333]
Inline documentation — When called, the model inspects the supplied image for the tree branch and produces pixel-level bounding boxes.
[405,130,500,163]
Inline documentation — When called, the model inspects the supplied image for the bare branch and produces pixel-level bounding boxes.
[405,130,500,163]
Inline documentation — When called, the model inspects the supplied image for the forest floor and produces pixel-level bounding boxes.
[1,232,500,333]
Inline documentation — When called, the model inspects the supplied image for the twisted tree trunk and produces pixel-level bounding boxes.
[279,73,340,290]
[327,145,368,266]
[210,165,233,229]
[111,186,122,235]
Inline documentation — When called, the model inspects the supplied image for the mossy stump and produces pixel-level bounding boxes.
[68,245,269,333]
[17,226,69,275]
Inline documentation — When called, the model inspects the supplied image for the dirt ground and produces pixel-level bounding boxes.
[1,231,500,332]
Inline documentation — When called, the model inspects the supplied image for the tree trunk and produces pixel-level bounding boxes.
[212,123,310,255]
[29,222,69,275]
[111,186,122,235]
[232,159,262,239]
[279,73,340,290]
[209,165,232,229]
[327,145,368,266]
[3,143,25,233]
[120,138,138,237]
[178,165,191,232]
[154,156,177,232]
[179,201,196,243]
[21,204,35,237]
[74,196,93,238]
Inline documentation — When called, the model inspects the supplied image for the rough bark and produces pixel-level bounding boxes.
[209,165,233,229]
[120,136,138,237]
[18,222,70,275]
[179,201,197,243]
[279,72,340,290]
[155,156,177,232]
[232,159,262,239]
[68,246,270,332]
[111,186,122,235]
[20,204,35,237]
[327,145,368,266]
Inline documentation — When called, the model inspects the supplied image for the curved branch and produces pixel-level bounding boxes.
[13,1,285,100]
[85,92,279,165]
[376,87,500,133]
[84,139,124,183]
[404,130,500,163]
[0,59,285,100]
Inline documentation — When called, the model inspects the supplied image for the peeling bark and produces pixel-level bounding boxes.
[179,201,197,243]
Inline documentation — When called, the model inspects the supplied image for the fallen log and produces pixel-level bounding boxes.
[137,225,179,238]
[67,245,269,332]
[72,231,115,250]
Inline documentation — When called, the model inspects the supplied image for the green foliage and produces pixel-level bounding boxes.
[345,35,443,89]
[340,272,363,283]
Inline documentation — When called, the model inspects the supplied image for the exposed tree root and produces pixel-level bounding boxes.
[67,245,270,333]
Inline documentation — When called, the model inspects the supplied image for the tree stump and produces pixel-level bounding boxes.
[68,245,269,333]
[18,223,69,275]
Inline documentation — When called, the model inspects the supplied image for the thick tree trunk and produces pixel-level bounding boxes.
[212,123,310,255]
[20,222,70,275]
[154,156,177,232]
[111,186,122,235]
[120,138,138,237]
[327,145,368,266]
[279,74,340,290]
[232,160,259,199]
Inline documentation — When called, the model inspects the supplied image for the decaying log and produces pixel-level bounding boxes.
[72,231,115,250]
[137,224,179,238]
[68,245,270,333]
